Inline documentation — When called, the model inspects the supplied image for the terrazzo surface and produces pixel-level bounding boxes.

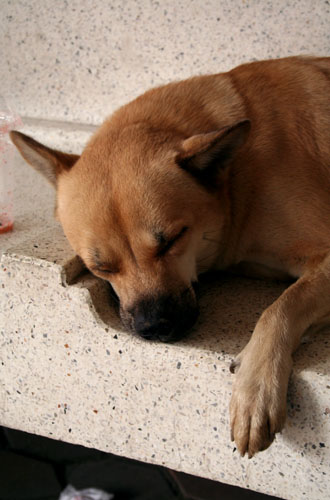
[1,0,330,125]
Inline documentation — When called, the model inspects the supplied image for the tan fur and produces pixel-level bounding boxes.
[10,56,330,457]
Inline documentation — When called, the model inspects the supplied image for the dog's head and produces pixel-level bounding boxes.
[11,119,249,342]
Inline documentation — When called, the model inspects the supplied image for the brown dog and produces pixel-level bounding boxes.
[11,56,330,458]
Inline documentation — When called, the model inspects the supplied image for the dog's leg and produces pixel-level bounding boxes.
[230,253,330,457]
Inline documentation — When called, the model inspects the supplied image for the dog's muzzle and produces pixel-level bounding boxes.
[120,288,199,342]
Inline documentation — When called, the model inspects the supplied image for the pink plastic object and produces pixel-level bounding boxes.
[0,96,22,234]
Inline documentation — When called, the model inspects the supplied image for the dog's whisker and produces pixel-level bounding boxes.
[202,236,221,244]
[202,231,221,244]
[197,251,219,263]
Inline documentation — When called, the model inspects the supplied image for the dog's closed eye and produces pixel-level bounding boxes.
[86,248,120,277]
[90,263,120,276]
[156,226,188,257]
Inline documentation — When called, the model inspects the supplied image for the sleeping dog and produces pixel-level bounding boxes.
[11,56,330,457]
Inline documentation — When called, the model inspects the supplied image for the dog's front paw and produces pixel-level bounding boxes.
[229,348,291,458]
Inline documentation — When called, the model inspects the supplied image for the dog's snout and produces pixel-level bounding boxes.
[121,289,199,342]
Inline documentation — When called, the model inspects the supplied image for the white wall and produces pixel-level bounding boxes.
[1,0,330,126]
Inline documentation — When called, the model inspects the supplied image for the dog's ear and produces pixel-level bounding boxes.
[10,131,79,187]
[176,120,250,186]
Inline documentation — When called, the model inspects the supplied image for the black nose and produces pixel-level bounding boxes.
[135,317,173,341]
[125,290,198,342]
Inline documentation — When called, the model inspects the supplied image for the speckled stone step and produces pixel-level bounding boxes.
[1,223,329,500]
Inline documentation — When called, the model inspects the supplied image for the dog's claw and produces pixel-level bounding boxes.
[230,358,240,374]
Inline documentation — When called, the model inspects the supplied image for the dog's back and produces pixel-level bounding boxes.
[215,57,330,273]
[229,56,330,163]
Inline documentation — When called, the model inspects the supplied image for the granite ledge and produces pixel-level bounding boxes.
[1,226,329,500]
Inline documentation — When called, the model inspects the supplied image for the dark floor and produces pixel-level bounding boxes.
[0,426,277,500]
